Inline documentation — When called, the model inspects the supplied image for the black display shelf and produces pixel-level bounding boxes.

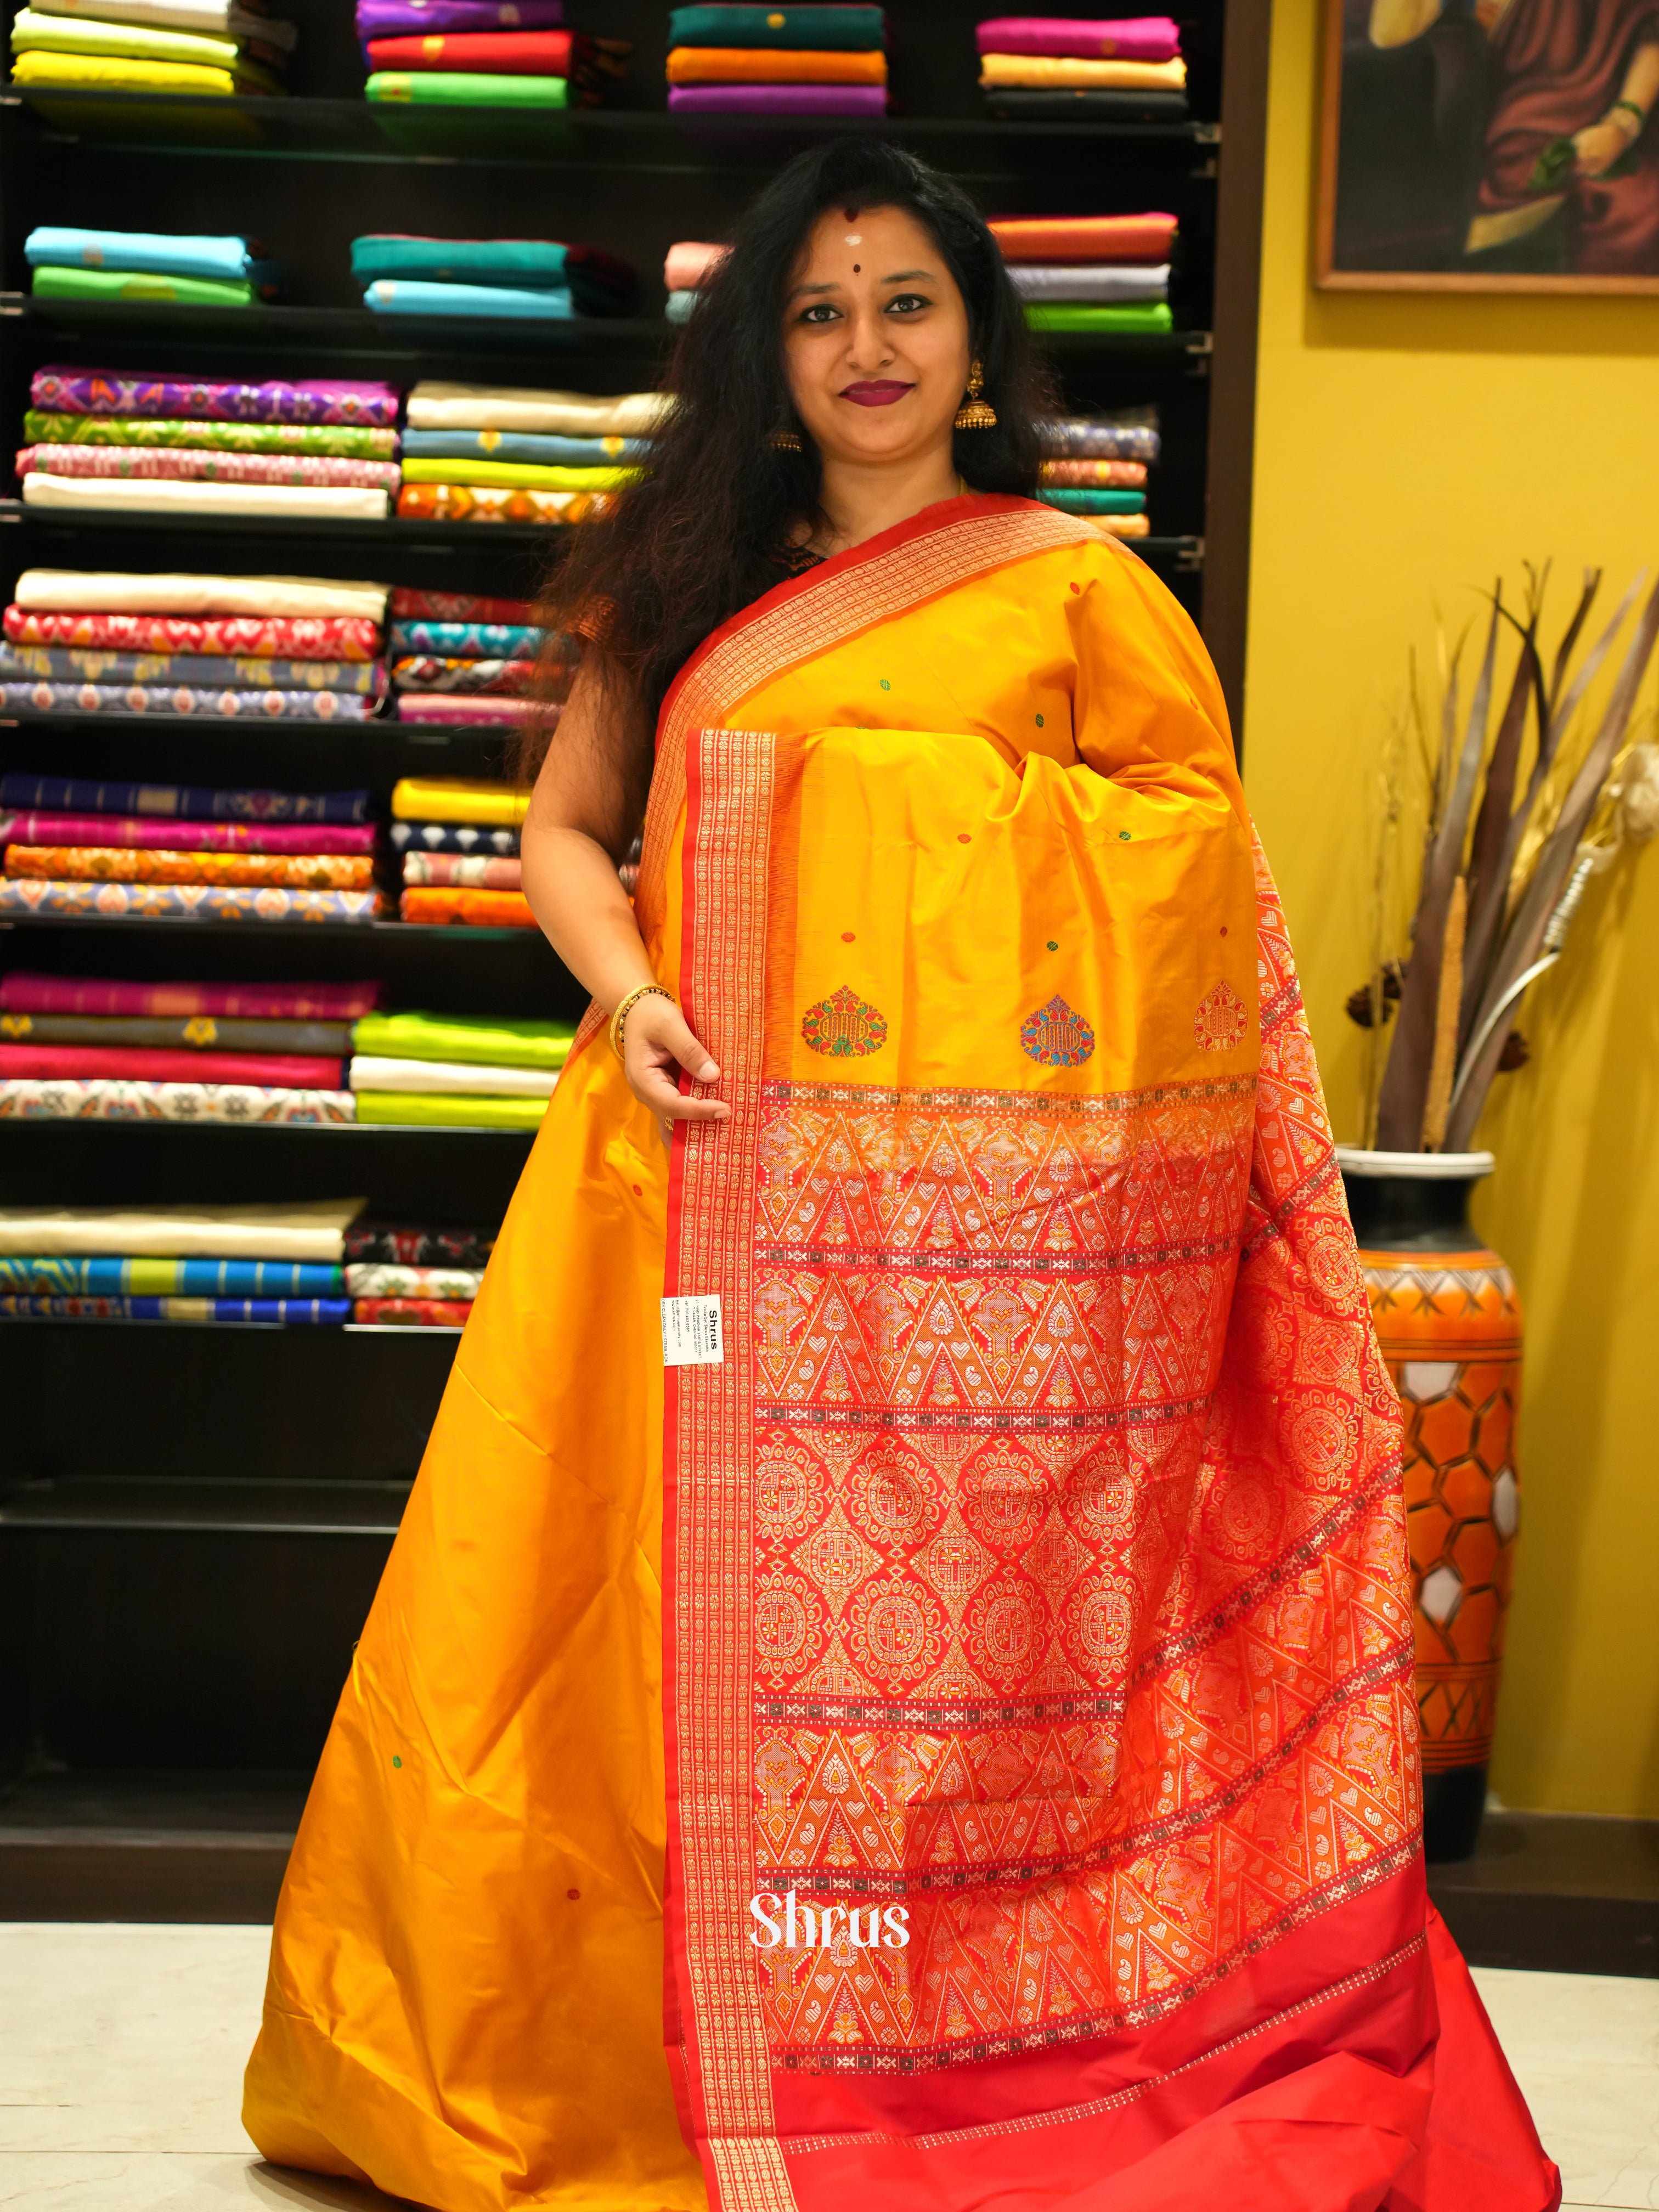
[0,1313,464,1333]
[0,1476,410,1532]
[0,912,538,943]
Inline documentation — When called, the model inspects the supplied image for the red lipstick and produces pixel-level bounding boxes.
[841,380,913,406]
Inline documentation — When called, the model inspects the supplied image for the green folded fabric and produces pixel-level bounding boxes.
[398,457,635,493]
[1023,303,1175,334]
[352,1011,575,1070]
[1037,488,1148,515]
[24,411,397,458]
[32,266,256,307]
[668,5,887,49]
[354,1091,549,1130]
[365,70,569,106]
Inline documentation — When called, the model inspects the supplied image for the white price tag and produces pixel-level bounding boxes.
[661,1294,724,1367]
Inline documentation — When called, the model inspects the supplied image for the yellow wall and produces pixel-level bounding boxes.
[1243,3,1659,1814]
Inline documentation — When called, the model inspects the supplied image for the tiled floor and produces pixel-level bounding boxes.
[0,1922,1654,2209]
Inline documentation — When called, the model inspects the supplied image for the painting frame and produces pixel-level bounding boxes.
[1316,0,1659,294]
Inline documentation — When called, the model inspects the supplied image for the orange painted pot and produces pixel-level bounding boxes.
[1338,1149,1522,1862]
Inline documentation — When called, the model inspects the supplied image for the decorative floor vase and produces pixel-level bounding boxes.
[1336,1148,1523,1863]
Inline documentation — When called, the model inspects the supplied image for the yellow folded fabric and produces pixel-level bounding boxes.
[9,47,250,90]
[666,45,887,84]
[391,777,531,826]
[10,8,245,69]
[978,53,1186,89]
[398,458,637,493]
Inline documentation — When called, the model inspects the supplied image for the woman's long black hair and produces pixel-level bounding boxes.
[535,136,1049,785]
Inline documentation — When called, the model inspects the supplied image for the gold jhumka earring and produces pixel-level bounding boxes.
[767,426,802,451]
[953,359,997,430]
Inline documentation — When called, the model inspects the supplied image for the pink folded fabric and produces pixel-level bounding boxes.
[0,812,377,855]
[0,1043,345,1088]
[396,694,536,725]
[0,974,380,1018]
[664,241,730,292]
[667,84,887,115]
[975,15,1180,60]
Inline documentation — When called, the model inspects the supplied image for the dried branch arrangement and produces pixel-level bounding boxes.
[1351,566,1659,1153]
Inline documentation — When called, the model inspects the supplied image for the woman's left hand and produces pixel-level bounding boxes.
[1573,116,1637,177]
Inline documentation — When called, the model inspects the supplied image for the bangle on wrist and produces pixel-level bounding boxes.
[610,981,674,1062]
[1612,97,1646,133]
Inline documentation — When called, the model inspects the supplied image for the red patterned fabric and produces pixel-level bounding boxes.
[3,606,383,660]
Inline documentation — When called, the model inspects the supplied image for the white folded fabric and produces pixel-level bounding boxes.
[22,474,390,521]
[1008,263,1170,302]
[0,1198,364,1260]
[29,0,296,49]
[15,568,389,619]
[345,1262,483,1299]
[348,1054,557,1098]
[405,381,672,437]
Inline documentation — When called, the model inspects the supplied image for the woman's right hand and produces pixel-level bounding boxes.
[622,992,732,1148]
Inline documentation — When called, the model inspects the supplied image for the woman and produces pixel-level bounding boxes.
[245,142,1558,2212]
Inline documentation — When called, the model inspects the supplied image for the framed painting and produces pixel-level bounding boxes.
[1317,0,1659,291]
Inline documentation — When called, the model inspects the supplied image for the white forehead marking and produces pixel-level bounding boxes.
[844,233,862,245]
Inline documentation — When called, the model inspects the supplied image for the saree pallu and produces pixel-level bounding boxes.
[5,845,376,890]
[388,620,544,658]
[31,368,398,427]
[1,679,378,719]
[0,1295,349,1323]
[398,884,535,927]
[19,444,402,491]
[0,1077,355,1123]
[0,878,385,922]
[344,1263,484,1300]
[395,482,608,524]
[22,473,392,520]
[353,1296,473,1326]
[976,16,1181,59]
[0,775,371,823]
[0,974,380,1019]
[4,609,384,658]
[388,820,520,856]
[0,1014,352,1053]
[342,1221,495,1267]
[0,648,386,692]
[24,413,399,458]
[391,656,534,694]
[401,851,522,888]
[0,815,375,855]
[245,494,1558,2212]
[0,1256,343,1293]
[390,586,535,623]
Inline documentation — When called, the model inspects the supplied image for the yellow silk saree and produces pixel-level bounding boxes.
[245,495,1557,2212]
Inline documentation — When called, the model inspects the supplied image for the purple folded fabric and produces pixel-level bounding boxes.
[355,0,562,35]
[30,368,400,430]
[667,84,888,115]
[975,15,1180,60]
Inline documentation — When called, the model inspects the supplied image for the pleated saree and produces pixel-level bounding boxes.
[245,494,1559,2212]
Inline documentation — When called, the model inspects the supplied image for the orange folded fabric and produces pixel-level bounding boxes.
[665,46,887,84]
[989,213,1177,264]
[1096,514,1150,538]
[399,885,537,927]
[4,845,377,890]
[1040,458,1148,488]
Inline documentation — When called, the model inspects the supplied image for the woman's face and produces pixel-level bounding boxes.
[780,203,971,471]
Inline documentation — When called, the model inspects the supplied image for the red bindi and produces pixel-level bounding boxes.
[853,263,860,272]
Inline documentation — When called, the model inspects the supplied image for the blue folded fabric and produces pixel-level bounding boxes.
[399,428,650,466]
[25,227,267,284]
[0,1257,344,1295]
[352,236,571,287]
[666,289,699,324]
[364,279,575,319]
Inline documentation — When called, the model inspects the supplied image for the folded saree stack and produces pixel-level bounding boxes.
[359,0,628,109]
[389,586,551,730]
[7,0,296,96]
[343,1217,495,1327]
[1,568,390,718]
[0,770,386,932]
[989,211,1176,338]
[349,1009,571,1130]
[397,380,663,523]
[665,3,888,117]
[975,13,1186,119]
[1035,407,1158,533]
[19,370,402,518]
[25,227,279,307]
[390,776,531,921]
[663,238,727,322]
[353,234,636,321]
[0,973,374,1122]
[0,1197,360,1320]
